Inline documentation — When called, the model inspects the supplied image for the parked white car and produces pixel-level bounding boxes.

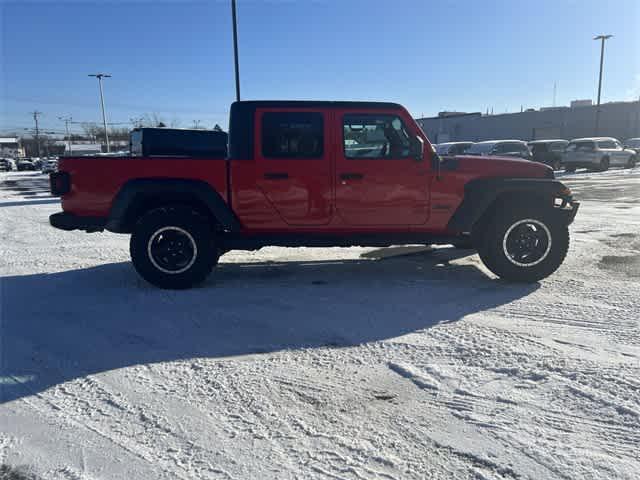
[562,137,637,172]
[0,158,16,171]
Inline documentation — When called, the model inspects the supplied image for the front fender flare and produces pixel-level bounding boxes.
[447,177,575,233]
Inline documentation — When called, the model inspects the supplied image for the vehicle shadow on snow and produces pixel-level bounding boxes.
[0,247,538,403]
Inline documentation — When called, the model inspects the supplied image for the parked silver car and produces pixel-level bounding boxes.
[562,137,637,172]
[434,141,475,156]
[464,140,532,160]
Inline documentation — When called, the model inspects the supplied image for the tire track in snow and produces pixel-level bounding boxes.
[26,373,236,480]
[9,375,190,480]
[383,317,639,479]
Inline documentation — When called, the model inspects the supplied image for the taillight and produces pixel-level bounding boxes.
[50,171,70,196]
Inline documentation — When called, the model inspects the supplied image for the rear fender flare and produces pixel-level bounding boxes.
[106,179,240,233]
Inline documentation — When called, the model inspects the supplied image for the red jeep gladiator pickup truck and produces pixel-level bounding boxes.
[50,101,579,289]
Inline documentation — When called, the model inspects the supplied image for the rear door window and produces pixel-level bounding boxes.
[261,112,324,158]
[567,141,595,152]
[597,140,615,149]
[492,143,507,154]
[452,144,468,155]
[531,144,548,154]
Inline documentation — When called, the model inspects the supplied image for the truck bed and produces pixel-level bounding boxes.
[59,156,228,217]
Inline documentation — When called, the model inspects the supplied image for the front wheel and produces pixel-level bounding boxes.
[477,208,569,282]
[130,206,217,289]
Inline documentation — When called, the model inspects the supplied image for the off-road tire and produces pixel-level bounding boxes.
[477,207,569,282]
[130,206,217,289]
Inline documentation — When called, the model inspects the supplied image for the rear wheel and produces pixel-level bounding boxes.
[130,206,217,289]
[599,157,610,171]
[476,207,569,282]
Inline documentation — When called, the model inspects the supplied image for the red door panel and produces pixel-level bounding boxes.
[334,109,430,226]
[254,108,332,225]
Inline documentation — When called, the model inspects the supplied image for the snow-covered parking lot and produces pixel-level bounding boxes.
[1,169,639,479]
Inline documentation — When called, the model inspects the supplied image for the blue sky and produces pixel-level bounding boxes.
[1,0,638,134]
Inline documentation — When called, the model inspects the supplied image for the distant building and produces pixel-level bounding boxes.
[0,137,24,158]
[570,99,593,108]
[438,111,470,118]
[65,143,102,156]
[417,100,640,143]
[59,140,129,156]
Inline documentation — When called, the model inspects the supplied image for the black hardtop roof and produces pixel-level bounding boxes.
[132,127,227,133]
[232,100,404,110]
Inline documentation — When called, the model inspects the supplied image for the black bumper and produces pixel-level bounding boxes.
[50,212,106,232]
[559,200,580,225]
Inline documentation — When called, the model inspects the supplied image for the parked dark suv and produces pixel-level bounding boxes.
[528,139,569,170]
[17,158,36,171]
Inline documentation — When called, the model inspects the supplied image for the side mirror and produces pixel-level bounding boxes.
[410,136,424,161]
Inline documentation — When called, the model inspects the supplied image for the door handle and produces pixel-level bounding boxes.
[340,173,364,180]
[263,172,289,180]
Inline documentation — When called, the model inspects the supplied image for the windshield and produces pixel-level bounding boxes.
[434,144,451,154]
[465,143,494,155]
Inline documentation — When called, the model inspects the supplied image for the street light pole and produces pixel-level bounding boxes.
[30,111,42,157]
[58,116,72,156]
[231,0,241,102]
[89,73,112,152]
[593,34,613,135]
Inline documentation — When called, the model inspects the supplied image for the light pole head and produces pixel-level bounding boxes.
[88,73,112,79]
[593,34,613,41]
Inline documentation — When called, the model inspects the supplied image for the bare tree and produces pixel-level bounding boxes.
[141,113,167,128]
[108,127,130,142]
[130,113,180,128]
[81,122,101,141]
